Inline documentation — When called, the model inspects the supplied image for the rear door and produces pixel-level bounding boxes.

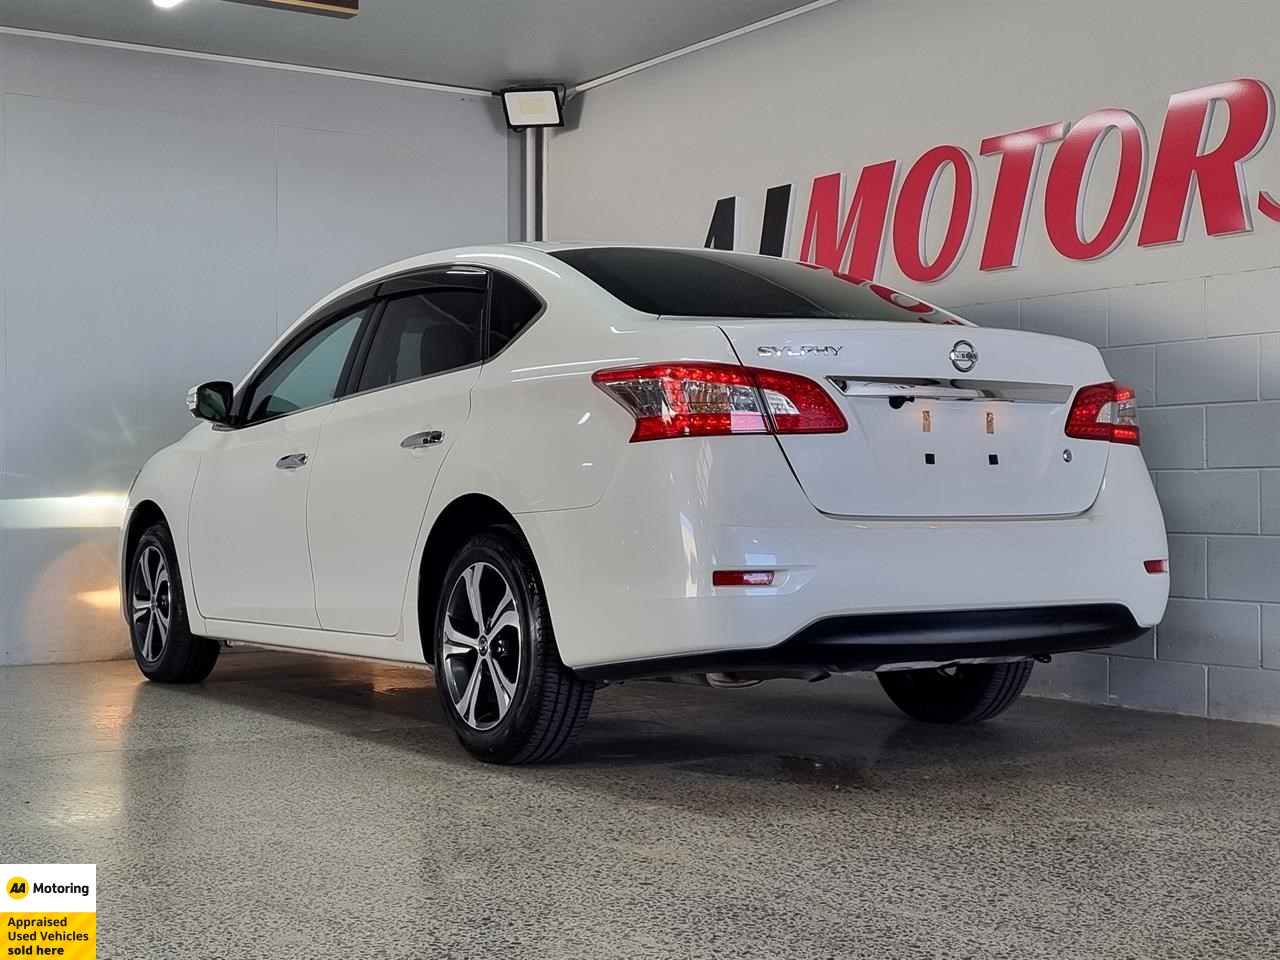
[306,267,487,636]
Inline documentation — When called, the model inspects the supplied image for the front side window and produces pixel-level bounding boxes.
[244,308,365,424]
[549,247,965,323]
[357,289,484,391]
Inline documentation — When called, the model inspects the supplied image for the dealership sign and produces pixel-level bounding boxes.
[704,79,1278,282]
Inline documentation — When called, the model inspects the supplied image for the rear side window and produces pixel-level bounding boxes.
[549,247,963,323]
[487,272,542,356]
[357,289,485,391]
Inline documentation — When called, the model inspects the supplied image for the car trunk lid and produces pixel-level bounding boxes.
[713,318,1113,518]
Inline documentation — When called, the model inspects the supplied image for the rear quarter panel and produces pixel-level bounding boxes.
[426,250,744,516]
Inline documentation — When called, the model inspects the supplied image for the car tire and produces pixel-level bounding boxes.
[433,526,594,764]
[127,523,220,683]
[877,660,1033,724]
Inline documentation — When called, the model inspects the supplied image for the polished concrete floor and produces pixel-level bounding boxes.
[1,653,1278,960]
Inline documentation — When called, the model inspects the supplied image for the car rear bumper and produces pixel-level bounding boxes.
[517,437,1169,673]
[573,603,1143,681]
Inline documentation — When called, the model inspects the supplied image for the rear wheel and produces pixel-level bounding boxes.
[128,523,220,683]
[877,660,1033,723]
[433,527,593,764]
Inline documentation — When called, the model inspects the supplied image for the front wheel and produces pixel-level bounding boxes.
[128,523,220,683]
[433,527,594,764]
[877,660,1033,724]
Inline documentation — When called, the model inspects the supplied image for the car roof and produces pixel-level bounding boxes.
[295,242,779,325]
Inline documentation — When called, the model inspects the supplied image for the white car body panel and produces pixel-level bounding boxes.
[186,406,329,627]
[522,440,1166,670]
[121,243,1169,676]
[123,437,208,637]
[720,320,1114,518]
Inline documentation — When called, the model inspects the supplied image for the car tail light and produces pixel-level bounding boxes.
[593,362,847,442]
[1144,559,1168,574]
[752,368,850,434]
[1065,381,1140,445]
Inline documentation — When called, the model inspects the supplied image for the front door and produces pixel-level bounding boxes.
[187,307,366,627]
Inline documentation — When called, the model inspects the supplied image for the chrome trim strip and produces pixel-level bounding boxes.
[828,376,1072,404]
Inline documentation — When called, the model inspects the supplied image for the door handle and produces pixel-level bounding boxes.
[401,430,445,449]
[276,452,309,470]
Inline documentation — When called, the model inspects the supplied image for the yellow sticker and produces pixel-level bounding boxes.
[2,865,95,958]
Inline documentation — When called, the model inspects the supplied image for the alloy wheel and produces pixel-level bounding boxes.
[131,545,172,663]
[441,562,523,731]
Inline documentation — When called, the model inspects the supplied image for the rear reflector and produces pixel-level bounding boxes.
[592,362,847,442]
[1065,381,1140,445]
[1144,559,1168,574]
[712,570,775,587]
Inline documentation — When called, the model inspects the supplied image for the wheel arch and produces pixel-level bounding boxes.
[123,500,168,571]
[417,493,522,664]
[120,499,169,622]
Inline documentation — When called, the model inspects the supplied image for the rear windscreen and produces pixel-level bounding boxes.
[549,247,965,323]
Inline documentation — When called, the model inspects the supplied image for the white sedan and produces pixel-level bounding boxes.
[121,244,1169,763]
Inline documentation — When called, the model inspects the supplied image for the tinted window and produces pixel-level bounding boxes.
[550,247,964,323]
[245,309,365,424]
[488,272,542,355]
[357,289,484,391]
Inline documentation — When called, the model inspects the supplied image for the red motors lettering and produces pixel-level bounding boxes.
[706,78,1278,281]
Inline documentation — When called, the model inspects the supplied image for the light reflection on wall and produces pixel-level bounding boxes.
[77,587,122,610]
[0,492,128,529]
[3,493,129,664]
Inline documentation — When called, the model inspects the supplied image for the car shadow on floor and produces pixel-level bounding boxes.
[145,650,1202,796]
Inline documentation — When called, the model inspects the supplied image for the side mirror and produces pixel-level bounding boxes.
[186,381,234,424]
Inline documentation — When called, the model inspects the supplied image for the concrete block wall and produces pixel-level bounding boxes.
[0,33,513,664]
[958,266,1280,724]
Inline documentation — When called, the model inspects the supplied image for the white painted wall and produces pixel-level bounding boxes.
[547,0,1280,722]
[0,33,513,664]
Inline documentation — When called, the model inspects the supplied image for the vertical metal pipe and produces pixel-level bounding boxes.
[537,126,549,241]
[523,126,538,242]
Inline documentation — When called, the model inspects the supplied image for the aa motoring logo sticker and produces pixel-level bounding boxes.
[2,865,95,958]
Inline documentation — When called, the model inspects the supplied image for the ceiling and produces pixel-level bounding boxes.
[0,0,823,91]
